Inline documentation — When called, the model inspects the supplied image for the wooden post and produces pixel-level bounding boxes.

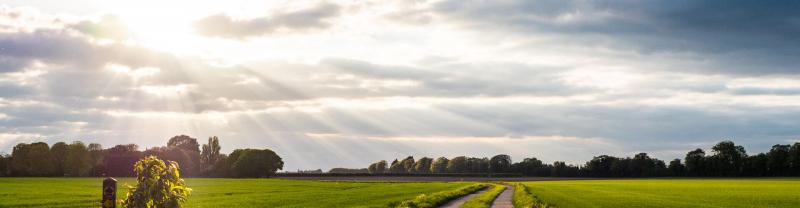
[102,177,117,208]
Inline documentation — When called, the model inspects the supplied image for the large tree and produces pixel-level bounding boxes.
[11,142,54,176]
[489,154,512,173]
[430,157,449,173]
[228,149,284,177]
[668,159,685,176]
[50,142,68,176]
[685,148,706,176]
[65,141,92,176]
[709,140,747,176]
[200,136,222,176]
[413,157,433,173]
[0,153,9,176]
[767,144,791,176]
[446,156,467,173]
[788,143,800,175]
[163,135,201,176]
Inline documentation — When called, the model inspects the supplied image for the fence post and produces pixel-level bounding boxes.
[102,177,117,208]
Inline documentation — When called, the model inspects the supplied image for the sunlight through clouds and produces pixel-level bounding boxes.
[1,0,800,170]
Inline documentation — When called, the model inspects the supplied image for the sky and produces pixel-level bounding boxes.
[1,0,800,170]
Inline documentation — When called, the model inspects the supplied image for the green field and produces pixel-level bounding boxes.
[523,179,800,208]
[0,178,473,207]
[3,178,800,208]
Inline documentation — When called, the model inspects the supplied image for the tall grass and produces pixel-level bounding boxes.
[512,183,554,208]
[461,184,507,208]
[393,183,487,208]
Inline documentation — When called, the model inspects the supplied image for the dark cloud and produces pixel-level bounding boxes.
[194,2,341,38]
[432,0,800,75]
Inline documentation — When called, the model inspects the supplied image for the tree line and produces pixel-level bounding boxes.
[366,140,800,177]
[0,135,284,178]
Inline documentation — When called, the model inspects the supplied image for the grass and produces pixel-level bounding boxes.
[511,183,552,208]
[394,183,487,208]
[523,179,800,208]
[0,177,474,208]
[460,184,506,208]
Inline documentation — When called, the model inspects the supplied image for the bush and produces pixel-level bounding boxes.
[121,155,191,208]
[461,184,506,208]
[394,183,487,208]
[512,183,554,208]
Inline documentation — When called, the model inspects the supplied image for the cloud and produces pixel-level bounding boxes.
[431,0,800,75]
[194,2,341,38]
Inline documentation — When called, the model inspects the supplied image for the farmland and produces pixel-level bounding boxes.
[0,178,473,207]
[3,178,800,207]
[523,179,800,208]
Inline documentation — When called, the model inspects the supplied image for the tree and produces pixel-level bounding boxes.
[788,143,800,175]
[400,156,415,173]
[11,142,54,176]
[65,141,92,176]
[375,160,387,174]
[165,135,201,176]
[489,154,512,173]
[228,149,284,177]
[88,143,104,176]
[430,157,449,173]
[167,135,200,152]
[368,160,387,174]
[767,144,790,176]
[584,155,618,177]
[709,140,747,176]
[685,148,706,176]
[122,155,191,208]
[50,142,69,176]
[200,136,221,176]
[446,156,467,173]
[743,153,768,176]
[668,159,685,176]
[413,157,433,173]
[388,159,405,173]
[511,157,548,176]
[0,153,9,176]
[104,144,143,177]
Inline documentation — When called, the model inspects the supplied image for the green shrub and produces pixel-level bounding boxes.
[461,184,506,208]
[122,155,192,208]
[512,183,554,208]
[394,183,487,208]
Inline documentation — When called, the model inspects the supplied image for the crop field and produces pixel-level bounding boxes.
[0,178,473,207]
[523,179,800,208]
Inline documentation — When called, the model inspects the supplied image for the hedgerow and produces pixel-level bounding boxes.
[393,183,487,208]
[512,183,554,208]
[461,184,506,208]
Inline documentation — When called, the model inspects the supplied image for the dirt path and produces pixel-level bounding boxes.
[490,185,514,208]
[438,186,491,208]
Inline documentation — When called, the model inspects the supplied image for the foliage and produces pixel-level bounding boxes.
[200,136,221,176]
[228,149,283,177]
[50,142,68,176]
[489,155,512,173]
[446,156,467,173]
[121,155,191,208]
[394,183,487,208]
[512,183,553,208]
[430,157,448,173]
[460,184,505,208]
[413,157,433,173]
[11,142,54,176]
[64,141,92,176]
[0,154,8,176]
